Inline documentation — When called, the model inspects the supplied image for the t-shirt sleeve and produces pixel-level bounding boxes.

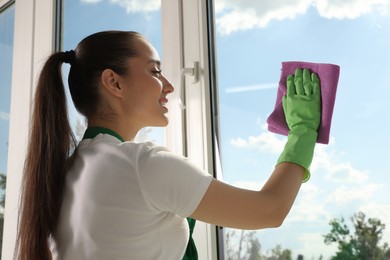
[137,144,213,217]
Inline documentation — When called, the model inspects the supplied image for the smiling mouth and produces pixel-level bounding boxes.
[159,98,169,113]
[159,97,168,106]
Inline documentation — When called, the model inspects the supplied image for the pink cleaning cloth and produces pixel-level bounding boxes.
[266,61,340,144]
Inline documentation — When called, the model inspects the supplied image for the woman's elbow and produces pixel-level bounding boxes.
[250,213,285,229]
[269,215,285,228]
[261,204,291,228]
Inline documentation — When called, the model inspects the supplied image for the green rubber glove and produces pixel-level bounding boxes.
[277,68,321,182]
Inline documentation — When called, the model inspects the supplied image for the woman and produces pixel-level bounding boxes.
[16,31,321,259]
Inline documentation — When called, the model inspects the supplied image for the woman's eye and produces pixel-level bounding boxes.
[152,69,162,77]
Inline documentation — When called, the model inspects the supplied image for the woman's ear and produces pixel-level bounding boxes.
[101,68,123,98]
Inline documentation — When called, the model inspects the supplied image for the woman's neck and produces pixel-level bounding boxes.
[87,117,140,141]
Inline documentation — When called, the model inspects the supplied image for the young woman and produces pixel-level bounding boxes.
[16,31,321,260]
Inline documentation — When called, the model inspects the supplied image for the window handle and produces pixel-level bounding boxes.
[180,61,200,110]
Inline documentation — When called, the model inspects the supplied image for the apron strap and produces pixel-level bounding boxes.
[182,218,198,260]
[82,126,125,142]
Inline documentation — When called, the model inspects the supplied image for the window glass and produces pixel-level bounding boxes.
[0,2,14,255]
[62,0,163,144]
[213,1,390,258]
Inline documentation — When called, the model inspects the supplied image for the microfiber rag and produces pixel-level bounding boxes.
[266,61,340,144]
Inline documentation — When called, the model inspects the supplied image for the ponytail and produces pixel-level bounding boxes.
[15,52,76,260]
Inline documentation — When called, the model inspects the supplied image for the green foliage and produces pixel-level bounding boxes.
[246,232,261,260]
[224,211,390,259]
[266,244,292,260]
[0,172,6,208]
[324,211,390,260]
[0,172,5,260]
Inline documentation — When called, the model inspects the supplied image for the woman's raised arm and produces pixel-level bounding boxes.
[191,68,321,229]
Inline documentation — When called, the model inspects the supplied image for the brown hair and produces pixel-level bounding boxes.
[15,31,143,260]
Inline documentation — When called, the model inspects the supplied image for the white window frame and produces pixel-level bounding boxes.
[163,1,218,259]
[3,0,219,259]
[2,0,56,258]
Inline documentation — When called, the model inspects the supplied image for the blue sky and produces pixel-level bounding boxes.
[0,5,14,176]
[1,0,390,258]
[214,0,390,258]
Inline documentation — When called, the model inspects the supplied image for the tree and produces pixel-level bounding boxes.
[0,172,5,208]
[324,211,390,260]
[225,229,292,260]
[246,231,261,260]
[0,172,6,260]
[266,244,292,260]
[225,230,259,260]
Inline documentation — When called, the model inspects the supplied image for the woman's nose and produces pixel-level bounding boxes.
[162,75,174,93]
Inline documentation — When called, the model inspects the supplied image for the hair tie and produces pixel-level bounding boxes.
[64,50,75,64]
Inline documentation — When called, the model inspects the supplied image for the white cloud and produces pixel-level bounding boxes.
[228,125,390,243]
[225,83,278,93]
[80,0,160,13]
[316,0,390,19]
[289,202,330,223]
[216,0,312,35]
[215,0,390,35]
[230,129,369,185]
[81,0,102,3]
[230,128,368,185]
[230,130,285,154]
[311,143,369,183]
[298,232,337,259]
[288,183,331,223]
[0,111,10,121]
[229,128,384,217]
[325,183,382,205]
[359,202,390,221]
[79,0,390,31]
[226,128,390,260]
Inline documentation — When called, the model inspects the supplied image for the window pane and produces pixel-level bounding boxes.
[0,2,14,255]
[213,1,390,259]
[61,0,164,144]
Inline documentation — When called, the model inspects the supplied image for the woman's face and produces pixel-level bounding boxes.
[117,38,174,128]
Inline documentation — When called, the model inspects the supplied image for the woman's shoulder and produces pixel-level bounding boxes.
[77,135,169,159]
[116,140,172,161]
[122,140,169,151]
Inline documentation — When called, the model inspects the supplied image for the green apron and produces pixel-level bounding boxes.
[82,127,198,260]
[182,218,198,260]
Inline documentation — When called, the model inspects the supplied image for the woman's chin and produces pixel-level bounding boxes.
[151,116,169,127]
[160,117,169,127]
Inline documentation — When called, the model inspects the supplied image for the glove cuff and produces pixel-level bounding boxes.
[277,131,317,182]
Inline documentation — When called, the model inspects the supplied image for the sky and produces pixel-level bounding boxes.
[1,0,390,259]
[214,0,390,258]
[0,4,13,177]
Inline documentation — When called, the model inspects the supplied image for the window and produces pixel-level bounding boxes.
[61,0,164,144]
[211,1,390,259]
[0,2,14,256]
[1,2,194,258]
[7,1,389,259]
[60,2,217,258]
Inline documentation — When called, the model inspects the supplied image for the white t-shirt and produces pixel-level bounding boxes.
[51,134,213,260]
